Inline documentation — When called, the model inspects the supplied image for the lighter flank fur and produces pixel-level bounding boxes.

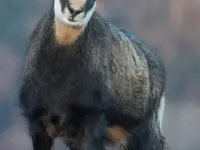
[158,93,165,131]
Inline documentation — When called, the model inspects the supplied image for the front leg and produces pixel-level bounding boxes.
[77,114,107,150]
[29,119,53,150]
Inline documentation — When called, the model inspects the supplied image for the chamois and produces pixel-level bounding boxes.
[19,0,167,149]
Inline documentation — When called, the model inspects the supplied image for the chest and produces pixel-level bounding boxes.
[33,44,86,85]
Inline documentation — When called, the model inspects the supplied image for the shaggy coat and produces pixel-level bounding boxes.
[19,7,166,150]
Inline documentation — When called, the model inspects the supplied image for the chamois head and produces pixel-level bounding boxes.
[54,0,96,27]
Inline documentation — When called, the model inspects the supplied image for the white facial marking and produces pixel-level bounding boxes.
[158,93,165,131]
[54,0,96,27]
[63,7,85,22]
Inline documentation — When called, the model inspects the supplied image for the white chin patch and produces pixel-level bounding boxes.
[54,0,96,27]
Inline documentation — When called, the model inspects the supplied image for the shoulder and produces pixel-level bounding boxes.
[30,11,54,41]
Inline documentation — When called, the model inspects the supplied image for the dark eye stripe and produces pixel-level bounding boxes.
[85,0,95,13]
[59,0,69,12]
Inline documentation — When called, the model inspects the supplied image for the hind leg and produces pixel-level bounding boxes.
[29,119,53,150]
[77,114,128,150]
[76,114,107,150]
[106,125,128,149]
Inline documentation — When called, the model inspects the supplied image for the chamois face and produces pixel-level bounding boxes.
[54,0,96,27]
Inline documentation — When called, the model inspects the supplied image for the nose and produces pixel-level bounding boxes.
[68,6,83,19]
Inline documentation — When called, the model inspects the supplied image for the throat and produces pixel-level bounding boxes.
[54,20,84,45]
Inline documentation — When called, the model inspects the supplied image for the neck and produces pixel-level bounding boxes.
[54,19,85,45]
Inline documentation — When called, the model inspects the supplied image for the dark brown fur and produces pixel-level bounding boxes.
[19,5,166,150]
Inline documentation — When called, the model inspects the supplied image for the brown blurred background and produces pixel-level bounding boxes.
[0,0,200,150]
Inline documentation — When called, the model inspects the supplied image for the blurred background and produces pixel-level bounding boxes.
[0,0,200,150]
